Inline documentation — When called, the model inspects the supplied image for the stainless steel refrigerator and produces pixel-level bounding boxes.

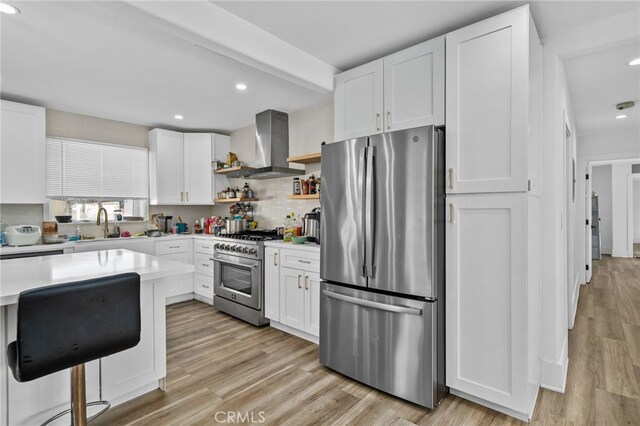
[319,125,447,409]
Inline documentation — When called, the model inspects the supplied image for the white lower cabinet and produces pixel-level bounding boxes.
[264,247,280,321]
[264,245,320,341]
[193,238,215,302]
[101,281,165,400]
[446,193,540,420]
[156,240,193,300]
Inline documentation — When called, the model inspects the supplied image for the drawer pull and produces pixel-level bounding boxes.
[201,246,210,250]
[201,263,210,267]
[202,284,210,289]
[169,245,181,249]
[298,259,311,264]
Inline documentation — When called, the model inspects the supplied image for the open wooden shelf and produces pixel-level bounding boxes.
[288,194,320,200]
[287,153,321,164]
[214,166,255,175]
[214,197,259,203]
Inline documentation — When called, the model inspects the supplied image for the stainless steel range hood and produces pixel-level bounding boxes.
[226,110,304,180]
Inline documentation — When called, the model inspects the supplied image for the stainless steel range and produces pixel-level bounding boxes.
[211,230,281,326]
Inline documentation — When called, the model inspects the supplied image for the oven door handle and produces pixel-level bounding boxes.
[211,256,259,269]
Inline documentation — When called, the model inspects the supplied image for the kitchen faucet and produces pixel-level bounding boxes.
[96,207,109,239]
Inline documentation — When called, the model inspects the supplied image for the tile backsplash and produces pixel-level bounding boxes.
[216,169,321,230]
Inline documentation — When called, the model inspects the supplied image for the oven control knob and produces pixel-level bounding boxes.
[231,245,239,252]
[223,244,230,251]
[242,247,250,254]
[249,248,257,255]
[214,243,220,250]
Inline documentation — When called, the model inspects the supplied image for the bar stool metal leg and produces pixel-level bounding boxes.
[71,364,87,426]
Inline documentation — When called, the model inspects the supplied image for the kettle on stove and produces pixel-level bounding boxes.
[303,208,321,245]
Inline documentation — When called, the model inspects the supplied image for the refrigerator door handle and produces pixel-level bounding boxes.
[322,289,422,316]
[358,146,367,277]
[365,145,375,277]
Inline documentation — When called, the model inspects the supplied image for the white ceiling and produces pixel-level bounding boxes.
[1,1,639,135]
[564,41,640,136]
[215,1,640,70]
[0,1,328,132]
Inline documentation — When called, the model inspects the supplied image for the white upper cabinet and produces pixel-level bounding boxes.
[149,129,184,205]
[334,59,384,141]
[0,101,46,203]
[334,36,445,141]
[383,36,445,132]
[150,129,228,205]
[184,133,213,205]
[446,6,539,194]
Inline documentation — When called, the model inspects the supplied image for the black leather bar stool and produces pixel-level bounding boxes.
[7,273,141,426]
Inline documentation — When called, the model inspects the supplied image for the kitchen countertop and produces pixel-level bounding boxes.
[265,240,320,252]
[0,249,195,306]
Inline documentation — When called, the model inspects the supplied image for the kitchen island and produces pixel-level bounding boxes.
[0,249,194,425]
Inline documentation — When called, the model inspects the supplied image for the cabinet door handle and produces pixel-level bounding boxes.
[186,192,189,202]
[180,192,184,202]
[203,284,210,289]
[201,245,210,250]
[448,168,454,190]
[274,252,278,266]
[298,259,311,264]
[201,263,209,267]
[169,245,180,249]
[386,111,391,130]
[297,274,302,289]
[376,113,381,131]
[305,276,309,290]
[449,203,454,224]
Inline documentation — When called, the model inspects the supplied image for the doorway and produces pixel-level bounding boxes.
[628,173,640,257]
[564,121,577,328]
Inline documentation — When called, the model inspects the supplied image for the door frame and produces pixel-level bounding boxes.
[627,173,640,257]
[563,114,577,329]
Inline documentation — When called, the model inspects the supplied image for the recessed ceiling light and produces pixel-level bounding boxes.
[0,2,20,14]
[628,58,640,66]
[174,115,183,120]
[616,114,628,119]
[236,83,247,91]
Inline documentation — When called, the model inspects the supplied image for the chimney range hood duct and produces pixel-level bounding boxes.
[226,110,304,180]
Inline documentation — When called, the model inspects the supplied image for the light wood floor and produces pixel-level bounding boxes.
[94,256,640,425]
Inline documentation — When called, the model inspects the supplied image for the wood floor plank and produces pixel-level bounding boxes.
[94,255,640,425]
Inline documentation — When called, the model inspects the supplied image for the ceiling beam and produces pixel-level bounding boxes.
[119,1,337,94]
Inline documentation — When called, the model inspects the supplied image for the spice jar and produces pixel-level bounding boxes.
[293,177,301,195]
[227,187,236,198]
[309,174,316,194]
[301,178,309,195]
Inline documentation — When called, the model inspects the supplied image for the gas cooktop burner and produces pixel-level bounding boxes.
[217,229,282,242]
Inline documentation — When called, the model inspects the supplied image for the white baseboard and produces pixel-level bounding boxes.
[165,293,194,305]
[540,336,569,393]
[269,321,318,344]
[611,249,631,258]
[449,388,530,422]
[193,293,213,305]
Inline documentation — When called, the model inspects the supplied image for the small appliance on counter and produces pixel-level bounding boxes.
[4,225,42,247]
[303,208,321,244]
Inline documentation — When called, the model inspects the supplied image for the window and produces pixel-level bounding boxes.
[49,199,148,222]
[45,137,150,221]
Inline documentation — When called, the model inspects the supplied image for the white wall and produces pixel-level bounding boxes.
[611,162,632,257]
[539,50,572,391]
[213,98,332,228]
[634,180,640,244]
[591,165,612,253]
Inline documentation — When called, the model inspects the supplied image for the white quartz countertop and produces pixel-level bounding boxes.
[264,240,320,252]
[0,249,195,306]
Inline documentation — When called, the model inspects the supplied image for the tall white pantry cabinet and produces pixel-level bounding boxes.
[445,5,542,421]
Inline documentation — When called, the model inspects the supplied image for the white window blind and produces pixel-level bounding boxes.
[45,137,149,199]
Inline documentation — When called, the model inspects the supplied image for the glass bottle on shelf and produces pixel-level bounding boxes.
[293,177,301,195]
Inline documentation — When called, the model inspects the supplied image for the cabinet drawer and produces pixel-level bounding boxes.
[194,273,214,298]
[281,249,320,272]
[194,253,214,277]
[156,239,189,255]
[194,240,215,255]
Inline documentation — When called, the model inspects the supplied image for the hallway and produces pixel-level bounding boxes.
[533,255,640,424]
